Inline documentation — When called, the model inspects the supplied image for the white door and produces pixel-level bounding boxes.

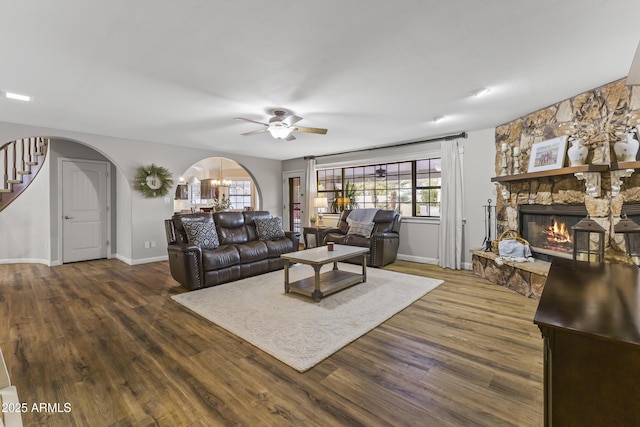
[62,160,108,263]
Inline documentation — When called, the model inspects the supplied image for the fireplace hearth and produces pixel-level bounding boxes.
[519,205,588,261]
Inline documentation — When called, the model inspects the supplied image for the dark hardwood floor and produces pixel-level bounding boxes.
[0,259,543,426]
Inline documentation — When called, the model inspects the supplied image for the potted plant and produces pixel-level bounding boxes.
[332,182,360,212]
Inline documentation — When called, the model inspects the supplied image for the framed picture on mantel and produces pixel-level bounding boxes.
[527,135,568,173]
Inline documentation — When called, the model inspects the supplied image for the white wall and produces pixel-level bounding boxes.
[0,120,282,265]
[282,129,497,268]
[462,128,499,266]
[0,154,51,264]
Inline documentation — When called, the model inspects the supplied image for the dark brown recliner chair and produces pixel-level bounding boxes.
[165,211,299,290]
[320,209,401,267]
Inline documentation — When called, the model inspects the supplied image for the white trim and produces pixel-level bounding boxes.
[115,253,168,265]
[396,254,439,264]
[0,258,50,265]
[395,255,472,270]
[402,216,440,225]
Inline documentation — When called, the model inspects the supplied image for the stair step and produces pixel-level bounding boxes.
[17,171,31,175]
[26,161,38,166]
[7,179,22,184]
[34,151,44,156]
[0,189,11,193]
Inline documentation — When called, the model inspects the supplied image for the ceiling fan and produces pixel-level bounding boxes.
[234,110,328,141]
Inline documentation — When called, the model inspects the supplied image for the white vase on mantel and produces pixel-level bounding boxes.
[567,137,588,166]
[613,130,639,162]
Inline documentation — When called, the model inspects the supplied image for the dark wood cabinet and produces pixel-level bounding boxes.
[175,184,188,200]
[534,258,640,426]
[200,179,219,200]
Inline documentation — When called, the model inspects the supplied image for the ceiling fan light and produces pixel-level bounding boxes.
[268,126,293,140]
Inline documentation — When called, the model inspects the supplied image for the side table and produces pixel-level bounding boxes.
[302,226,331,249]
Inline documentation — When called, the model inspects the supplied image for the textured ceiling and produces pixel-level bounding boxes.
[1,0,640,160]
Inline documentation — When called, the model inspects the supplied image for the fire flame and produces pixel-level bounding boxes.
[543,219,572,244]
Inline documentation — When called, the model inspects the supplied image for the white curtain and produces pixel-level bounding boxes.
[305,158,317,226]
[438,139,463,269]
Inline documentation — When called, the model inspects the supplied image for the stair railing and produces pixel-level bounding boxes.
[0,137,49,212]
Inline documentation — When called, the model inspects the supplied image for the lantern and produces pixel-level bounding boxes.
[614,215,640,265]
[572,216,605,264]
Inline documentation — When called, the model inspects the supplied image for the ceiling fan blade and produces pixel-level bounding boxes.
[628,41,640,85]
[294,126,328,135]
[283,114,303,126]
[234,117,268,127]
[241,129,268,136]
[285,133,296,141]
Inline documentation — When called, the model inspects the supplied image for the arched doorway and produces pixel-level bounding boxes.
[49,138,117,264]
[175,157,259,213]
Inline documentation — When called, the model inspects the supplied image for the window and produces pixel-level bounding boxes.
[189,182,201,204]
[415,158,441,217]
[317,158,441,218]
[228,180,252,210]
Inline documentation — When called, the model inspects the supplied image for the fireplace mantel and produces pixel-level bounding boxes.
[492,162,640,199]
[491,163,609,183]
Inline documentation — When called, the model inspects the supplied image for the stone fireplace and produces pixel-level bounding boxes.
[494,78,640,262]
[473,78,640,300]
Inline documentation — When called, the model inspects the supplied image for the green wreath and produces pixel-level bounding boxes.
[134,164,174,198]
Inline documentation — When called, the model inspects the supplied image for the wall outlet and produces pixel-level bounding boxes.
[150,241,156,248]
[144,241,150,249]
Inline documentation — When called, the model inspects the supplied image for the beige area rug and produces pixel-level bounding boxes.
[171,263,443,372]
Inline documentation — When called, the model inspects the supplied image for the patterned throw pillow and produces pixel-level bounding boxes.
[183,221,220,249]
[347,220,375,238]
[255,217,285,241]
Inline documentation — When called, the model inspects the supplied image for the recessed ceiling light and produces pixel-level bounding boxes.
[433,115,445,123]
[3,91,32,102]
[471,87,491,98]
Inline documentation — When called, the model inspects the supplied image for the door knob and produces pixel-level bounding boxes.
[64,215,74,219]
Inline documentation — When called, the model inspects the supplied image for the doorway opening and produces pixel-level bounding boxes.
[288,176,301,233]
[177,157,259,213]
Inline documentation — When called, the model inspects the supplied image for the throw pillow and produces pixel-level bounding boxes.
[255,217,285,240]
[347,220,375,238]
[183,220,220,249]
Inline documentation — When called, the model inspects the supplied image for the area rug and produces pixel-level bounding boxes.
[171,263,443,372]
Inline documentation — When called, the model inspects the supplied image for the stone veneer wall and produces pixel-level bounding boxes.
[471,250,548,299]
[494,78,640,258]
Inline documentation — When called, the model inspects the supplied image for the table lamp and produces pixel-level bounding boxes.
[313,197,328,226]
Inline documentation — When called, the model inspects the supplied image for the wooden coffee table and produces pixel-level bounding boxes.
[281,244,369,302]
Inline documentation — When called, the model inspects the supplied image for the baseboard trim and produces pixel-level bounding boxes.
[396,254,473,271]
[115,254,168,265]
[0,258,50,265]
[396,254,438,264]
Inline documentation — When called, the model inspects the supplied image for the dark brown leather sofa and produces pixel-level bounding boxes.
[320,209,401,267]
[165,211,299,290]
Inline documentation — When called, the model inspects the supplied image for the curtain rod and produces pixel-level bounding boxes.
[304,131,467,160]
